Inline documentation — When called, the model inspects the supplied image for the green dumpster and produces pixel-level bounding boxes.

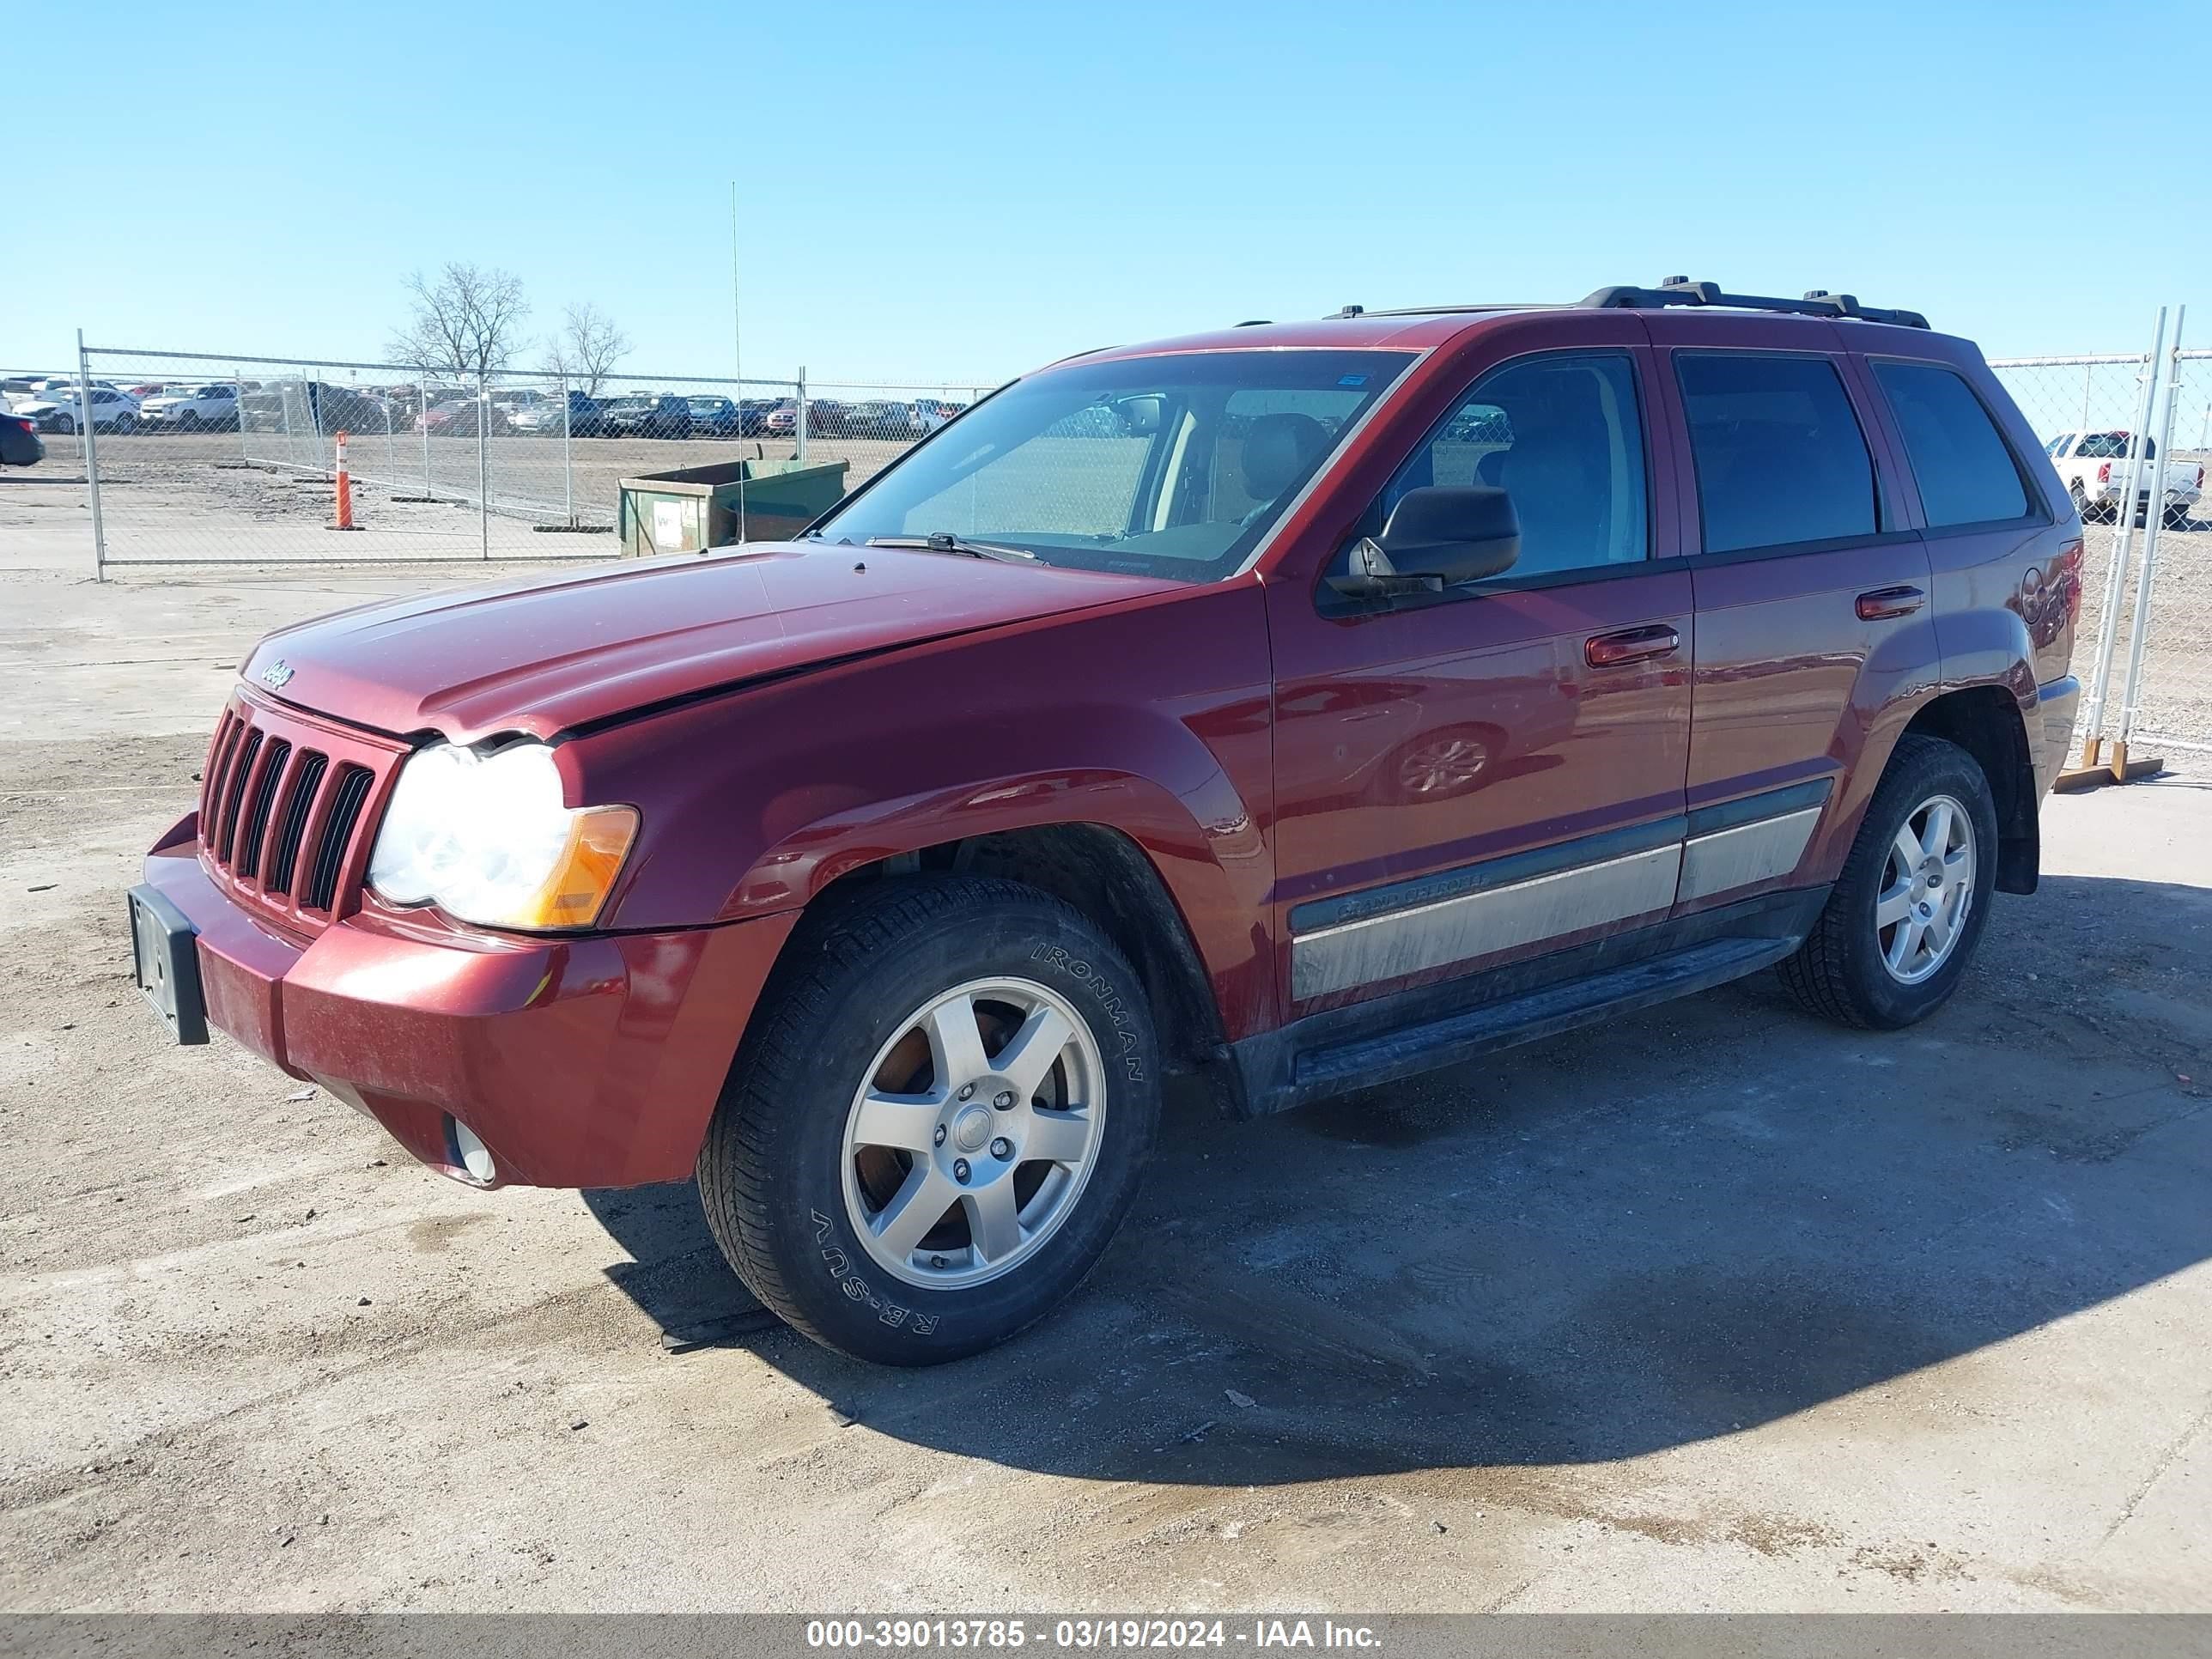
[617,457,850,557]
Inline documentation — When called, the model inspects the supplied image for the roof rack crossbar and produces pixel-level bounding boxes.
[1579,276,1929,331]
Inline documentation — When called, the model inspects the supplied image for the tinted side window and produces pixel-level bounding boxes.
[1871,361,2031,527]
[1380,353,1649,578]
[1675,354,1878,554]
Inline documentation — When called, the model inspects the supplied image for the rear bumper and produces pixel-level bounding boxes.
[2030,674,2081,795]
[141,815,798,1188]
[2088,483,2199,507]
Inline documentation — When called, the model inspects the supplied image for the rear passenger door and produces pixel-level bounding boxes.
[1654,330,1939,919]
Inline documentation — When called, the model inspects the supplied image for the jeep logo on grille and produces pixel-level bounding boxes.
[258,659,294,690]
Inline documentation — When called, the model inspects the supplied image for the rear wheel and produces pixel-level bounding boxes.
[698,877,1161,1364]
[55,415,75,435]
[1778,734,1999,1030]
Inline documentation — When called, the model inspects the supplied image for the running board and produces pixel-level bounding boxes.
[1285,934,1798,1106]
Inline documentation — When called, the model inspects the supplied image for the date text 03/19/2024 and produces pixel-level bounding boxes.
[803,1620,1384,1650]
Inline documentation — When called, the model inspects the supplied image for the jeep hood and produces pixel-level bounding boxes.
[241,543,1184,742]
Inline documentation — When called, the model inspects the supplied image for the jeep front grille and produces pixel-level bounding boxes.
[197,692,403,930]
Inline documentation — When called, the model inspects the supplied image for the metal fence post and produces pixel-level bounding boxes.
[419,377,433,500]
[2077,309,2166,763]
[796,368,808,465]
[78,330,106,580]
[477,374,490,560]
[2112,306,2186,769]
[561,374,574,526]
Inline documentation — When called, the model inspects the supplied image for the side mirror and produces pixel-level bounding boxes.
[1328,485,1521,598]
[1113,394,1164,435]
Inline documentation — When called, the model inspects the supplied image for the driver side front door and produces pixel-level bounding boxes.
[1266,339,1694,1020]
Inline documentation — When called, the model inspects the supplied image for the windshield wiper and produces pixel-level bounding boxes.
[866,533,1036,563]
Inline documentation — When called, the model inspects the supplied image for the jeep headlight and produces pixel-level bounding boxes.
[367,740,637,930]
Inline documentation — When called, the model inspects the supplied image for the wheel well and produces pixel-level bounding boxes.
[1902,687,2039,894]
[817,825,1247,1115]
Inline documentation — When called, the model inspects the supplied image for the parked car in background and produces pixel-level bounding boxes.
[844,399,925,440]
[125,278,2085,1366]
[421,397,512,437]
[512,392,608,437]
[491,387,551,417]
[2043,429,2203,528]
[685,396,744,437]
[238,381,392,437]
[914,398,967,433]
[601,394,694,440]
[0,409,44,465]
[17,386,139,434]
[738,398,778,435]
[139,384,241,432]
[763,398,844,438]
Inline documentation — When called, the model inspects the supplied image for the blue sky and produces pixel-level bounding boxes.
[10,0,2207,385]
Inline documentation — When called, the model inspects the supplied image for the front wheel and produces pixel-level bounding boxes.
[698,876,1161,1364]
[55,416,75,435]
[1778,734,2000,1030]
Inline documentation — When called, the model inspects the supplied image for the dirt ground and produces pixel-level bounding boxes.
[1,477,2209,1613]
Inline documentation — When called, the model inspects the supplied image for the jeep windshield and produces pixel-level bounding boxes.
[810,349,1413,582]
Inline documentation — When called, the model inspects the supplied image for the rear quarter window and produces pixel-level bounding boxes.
[1871,361,2033,528]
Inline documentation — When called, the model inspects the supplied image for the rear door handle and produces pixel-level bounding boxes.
[1584,624,1680,669]
[1856,585,1926,621]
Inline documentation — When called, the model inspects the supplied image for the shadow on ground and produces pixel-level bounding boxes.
[584,871,2212,1486]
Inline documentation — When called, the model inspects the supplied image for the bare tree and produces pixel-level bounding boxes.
[542,301,631,398]
[387,263,531,383]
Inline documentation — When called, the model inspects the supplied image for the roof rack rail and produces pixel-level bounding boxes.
[1580,276,1929,331]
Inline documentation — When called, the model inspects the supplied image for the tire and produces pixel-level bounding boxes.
[2069,482,2090,521]
[2163,503,2195,532]
[175,411,199,432]
[112,413,136,434]
[698,876,1161,1365]
[1778,734,2001,1030]
[56,416,75,435]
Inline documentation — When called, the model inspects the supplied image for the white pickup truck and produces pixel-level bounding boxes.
[138,383,241,432]
[2043,430,2203,528]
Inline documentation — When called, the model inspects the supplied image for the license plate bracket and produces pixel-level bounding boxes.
[128,884,208,1045]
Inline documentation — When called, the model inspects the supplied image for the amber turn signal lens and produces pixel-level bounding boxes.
[514,805,639,929]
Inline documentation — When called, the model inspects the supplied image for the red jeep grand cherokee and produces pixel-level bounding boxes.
[131,279,2083,1364]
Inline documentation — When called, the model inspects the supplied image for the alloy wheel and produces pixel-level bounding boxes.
[1875,793,1976,984]
[841,976,1105,1291]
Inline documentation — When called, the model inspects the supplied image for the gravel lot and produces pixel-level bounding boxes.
[2,478,2209,1613]
[2072,498,2212,752]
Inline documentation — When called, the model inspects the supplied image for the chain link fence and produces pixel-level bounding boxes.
[1990,331,2209,757]
[20,348,991,567]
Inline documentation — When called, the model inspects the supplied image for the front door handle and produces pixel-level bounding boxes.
[1585,624,1680,669]
[1856,585,1926,621]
